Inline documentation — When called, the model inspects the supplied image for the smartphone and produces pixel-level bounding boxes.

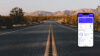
[78,13,94,47]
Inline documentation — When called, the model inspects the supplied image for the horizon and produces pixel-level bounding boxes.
[0,0,99,15]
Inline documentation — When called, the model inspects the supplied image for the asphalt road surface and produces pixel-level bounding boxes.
[0,22,50,56]
[52,21,100,56]
[0,21,100,56]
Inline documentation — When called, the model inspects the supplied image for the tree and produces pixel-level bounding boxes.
[10,7,24,24]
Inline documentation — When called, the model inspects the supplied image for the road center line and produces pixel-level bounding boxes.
[51,25,58,56]
[44,24,58,56]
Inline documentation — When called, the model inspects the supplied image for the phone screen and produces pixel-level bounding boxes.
[78,13,94,47]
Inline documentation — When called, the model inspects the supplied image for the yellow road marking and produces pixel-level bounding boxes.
[51,25,58,56]
[44,24,51,56]
[44,24,58,56]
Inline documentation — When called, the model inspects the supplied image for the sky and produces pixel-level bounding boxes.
[0,0,99,15]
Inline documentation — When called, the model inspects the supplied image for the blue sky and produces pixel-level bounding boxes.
[0,0,99,15]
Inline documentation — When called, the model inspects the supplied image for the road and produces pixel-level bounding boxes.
[52,21,100,56]
[0,21,100,56]
[0,22,50,56]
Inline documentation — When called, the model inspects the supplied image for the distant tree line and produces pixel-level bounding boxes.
[0,7,62,29]
[58,15,100,31]
[0,7,49,29]
[0,7,100,31]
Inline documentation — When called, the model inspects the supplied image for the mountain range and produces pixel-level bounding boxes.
[24,8,98,16]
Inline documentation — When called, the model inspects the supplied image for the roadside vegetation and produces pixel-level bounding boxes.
[0,7,100,32]
[57,15,100,32]
[0,7,48,29]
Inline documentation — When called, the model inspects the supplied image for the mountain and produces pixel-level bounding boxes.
[24,8,98,16]
[73,8,96,15]
[24,11,53,16]
[54,10,75,16]
[25,10,75,16]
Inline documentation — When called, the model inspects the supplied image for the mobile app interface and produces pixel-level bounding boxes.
[78,13,94,47]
